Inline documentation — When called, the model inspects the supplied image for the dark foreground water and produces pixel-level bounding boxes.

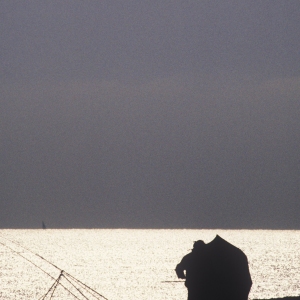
[1,229,300,300]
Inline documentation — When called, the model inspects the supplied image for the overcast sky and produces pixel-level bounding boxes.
[1,1,300,229]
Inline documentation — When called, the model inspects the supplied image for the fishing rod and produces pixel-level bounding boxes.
[0,239,86,299]
[40,270,63,300]
[0,242,87,299]
[161,280,185,283]
[0,233,109,300]
[0,234,109,299]
[1,233,182,299]
[0,233,61,271]
[0,239,58,282]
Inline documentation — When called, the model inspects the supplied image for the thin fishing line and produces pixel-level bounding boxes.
[64,272,109,300]
[0,233,61,271]
[0,240,89,300]
[63,274,98,300]
[41,272,82,300]
[61,273,91,300]
[161,280,185,283]
[39,274,59,300]
[49,278,60,300]
[0,240,58,281]
[40,271,63,300]
[0,234,110,300]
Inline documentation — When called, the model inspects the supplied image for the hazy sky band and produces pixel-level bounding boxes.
[1,1,300,228]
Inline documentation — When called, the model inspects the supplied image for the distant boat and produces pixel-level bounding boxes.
[42,221,46,229]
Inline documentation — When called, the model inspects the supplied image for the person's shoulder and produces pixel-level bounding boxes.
[181,252,194,261]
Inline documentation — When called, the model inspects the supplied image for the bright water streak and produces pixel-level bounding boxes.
[1,229,300,300]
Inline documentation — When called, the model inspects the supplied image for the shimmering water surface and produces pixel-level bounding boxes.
[1,229,300,300]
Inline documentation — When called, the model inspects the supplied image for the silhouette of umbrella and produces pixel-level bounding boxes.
[201,235,252,300]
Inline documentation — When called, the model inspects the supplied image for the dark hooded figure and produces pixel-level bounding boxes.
[175,236,252,300]
[175,240,206,300]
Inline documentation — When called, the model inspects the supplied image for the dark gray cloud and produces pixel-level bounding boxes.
[1,1,300,228]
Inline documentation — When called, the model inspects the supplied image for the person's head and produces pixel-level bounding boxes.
[192,240,205,252]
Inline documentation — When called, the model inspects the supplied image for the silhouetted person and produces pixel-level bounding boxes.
[175,236,252,300]
[175,240,206,300]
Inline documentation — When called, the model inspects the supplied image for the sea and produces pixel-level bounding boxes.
[1,229,300,300]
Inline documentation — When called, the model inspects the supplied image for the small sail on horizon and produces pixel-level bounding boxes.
[42,221,46,229]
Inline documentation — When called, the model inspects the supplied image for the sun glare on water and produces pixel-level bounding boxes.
[1,229,300,300]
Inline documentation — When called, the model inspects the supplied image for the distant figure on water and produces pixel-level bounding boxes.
[175,235,252,300]
[42,221,46,229]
